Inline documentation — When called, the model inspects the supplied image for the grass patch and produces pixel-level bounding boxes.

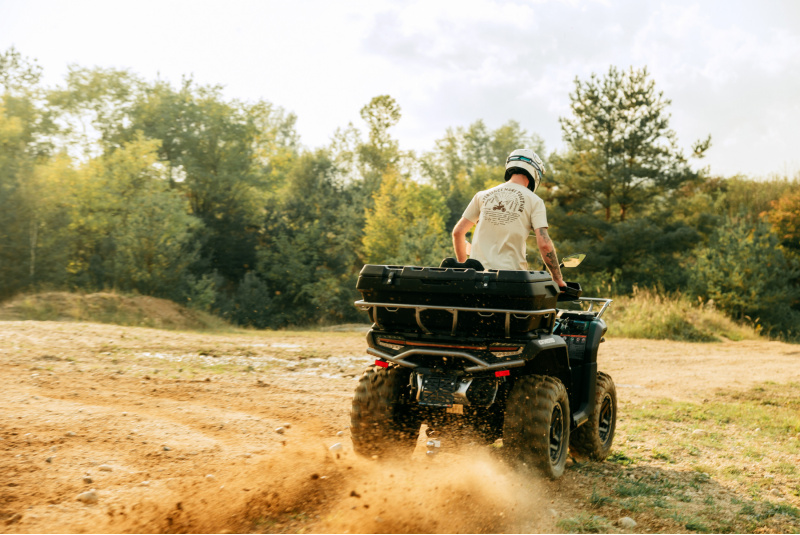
[607,451,638,466]
[556,513,612,533]
[589,487,613,508]
[633,384,800,441]
[615,479,665,498]
[602,288,761,341]
[607,383,800,532]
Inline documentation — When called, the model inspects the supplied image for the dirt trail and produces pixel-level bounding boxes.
[0,321,798,533]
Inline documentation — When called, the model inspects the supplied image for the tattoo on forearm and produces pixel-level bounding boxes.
[544,250,563,280]
[536,228,563,280]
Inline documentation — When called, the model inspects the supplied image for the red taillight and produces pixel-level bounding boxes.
[375,360,389,368]
[495,370,510,377]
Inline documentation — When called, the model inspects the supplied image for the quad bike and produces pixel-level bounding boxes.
[349,255,616,479]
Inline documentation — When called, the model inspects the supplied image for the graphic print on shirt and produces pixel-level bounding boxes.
[484,188,526,225]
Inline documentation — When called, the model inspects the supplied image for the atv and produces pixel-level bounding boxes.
[349,255,616,479]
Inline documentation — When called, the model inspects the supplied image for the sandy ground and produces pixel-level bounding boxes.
[1,320,799,533]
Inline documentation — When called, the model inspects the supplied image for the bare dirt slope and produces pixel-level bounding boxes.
[0,320,798,533]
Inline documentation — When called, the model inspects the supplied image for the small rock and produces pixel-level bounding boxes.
[46,456,53,463]
[76,490,98,504]
[98,465,113,472]
[83,476,93,484]
[770,488,781,496]
[65,431,76,437]
[205,474,216,480]
[691,429,706,436]
[336,431,345,437]
[329,443,343,452]
[140,481,150,487]
[618,517,637,529]
[275,427,286,435]
[281,423,291,429]
[122,412,127,416]
[163,446,171,451]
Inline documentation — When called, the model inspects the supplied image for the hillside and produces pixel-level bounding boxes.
[0,292,231,332]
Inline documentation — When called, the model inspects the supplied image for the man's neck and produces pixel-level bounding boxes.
[508,174,529,188]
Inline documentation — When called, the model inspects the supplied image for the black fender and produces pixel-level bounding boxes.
[570,318,607,427]
[517,334,572,395]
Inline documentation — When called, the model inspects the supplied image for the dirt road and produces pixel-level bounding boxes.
[1,321,798,533]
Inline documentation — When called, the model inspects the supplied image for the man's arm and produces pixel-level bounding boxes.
[452,217,475,263]
[535,227,566,287]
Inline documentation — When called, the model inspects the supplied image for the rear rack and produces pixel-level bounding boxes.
[354,299,556,338]
[366,346,527,373]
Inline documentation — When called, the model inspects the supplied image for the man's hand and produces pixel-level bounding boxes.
[452,217,475,263]
[535,227,566,287]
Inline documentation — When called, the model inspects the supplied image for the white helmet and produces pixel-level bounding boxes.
[505,149,545,192]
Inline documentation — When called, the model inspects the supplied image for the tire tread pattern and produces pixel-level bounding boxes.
[350,365,420,457]
[503,374,570,479]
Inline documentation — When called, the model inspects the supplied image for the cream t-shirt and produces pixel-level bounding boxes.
[462,182,548,271]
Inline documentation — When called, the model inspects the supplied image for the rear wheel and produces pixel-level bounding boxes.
[570,371,617,460]
[503,375,570,479]
[350,365,421,458]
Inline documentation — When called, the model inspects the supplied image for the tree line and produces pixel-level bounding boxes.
[1,48,798,339]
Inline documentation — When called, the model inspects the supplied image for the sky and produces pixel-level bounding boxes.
[1,0,799,178]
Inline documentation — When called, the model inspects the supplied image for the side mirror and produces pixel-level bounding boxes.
[560,253,586,269]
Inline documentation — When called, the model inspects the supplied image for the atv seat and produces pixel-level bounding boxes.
[439,257,485,271]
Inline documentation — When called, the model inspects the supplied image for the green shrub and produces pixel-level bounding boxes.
[602,288,760,341]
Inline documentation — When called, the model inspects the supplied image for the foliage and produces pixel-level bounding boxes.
[690,217,800,338]
[363,169,451,266]
[256,150,364,327]
[66,135,202,299]
[1,47,798,335]
[769,186,800,257]
[556,65,707,223]
[217,272,273,329]
[545,66,713,296]
[356,94,403,198]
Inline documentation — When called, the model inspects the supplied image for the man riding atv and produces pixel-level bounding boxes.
[451,148,567,288]
[350,148,617,479]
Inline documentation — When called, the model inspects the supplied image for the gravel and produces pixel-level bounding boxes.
[76,490,98,504]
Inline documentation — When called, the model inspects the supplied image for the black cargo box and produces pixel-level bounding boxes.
[356,264,560,337]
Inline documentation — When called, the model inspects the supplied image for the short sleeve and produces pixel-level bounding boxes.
[530,197,548,229]
[462,193,481,223]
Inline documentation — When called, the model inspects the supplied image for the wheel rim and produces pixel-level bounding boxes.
[549,403,566,464]
[598,393,614,444]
